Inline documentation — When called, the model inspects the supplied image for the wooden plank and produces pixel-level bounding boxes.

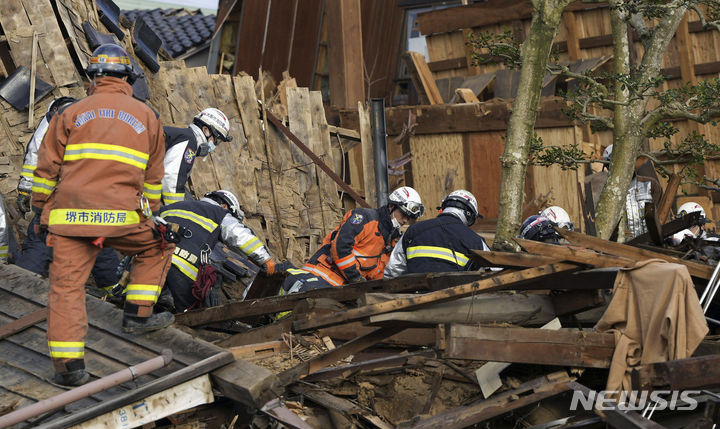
[328,125,361,140]
[278,326,406,385]
[327,0,365,108]
[39,353,234,429]
[515,238,635,268]
[455,88,480,103]
[626,211,700,245]
[228,341,289,361]
[266,109,370,208]
[310,90,343,234]
[71,376,214,429]
[339,97,572,136]
[631,354,720,391]
[445,325,615,368]
[20,0,78,87]
[317,323,438,348]
[0,308,46,340]
[657,174,681,224]
[303,350,435,382]
[403,51,444,105]
[556,229,713,279]
[292,263,580,332]
[218,319,294,348]
[643,202,664,246]
[28,30,38,128]
[175,271,481,327]
[358,101,377,206]
[409,373,573,429]
[290,385,363,414]
[470,250,559,268]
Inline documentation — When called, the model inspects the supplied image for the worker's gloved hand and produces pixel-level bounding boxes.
[16,190,31,214]
[345,272,366,284]
[262,260,295,275]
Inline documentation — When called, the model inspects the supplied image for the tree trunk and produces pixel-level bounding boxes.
[593,1,689,239]
[492,0,571,251]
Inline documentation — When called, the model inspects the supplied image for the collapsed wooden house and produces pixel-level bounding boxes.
[1,0,720,428]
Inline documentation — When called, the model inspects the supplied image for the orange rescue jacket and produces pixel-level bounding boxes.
[32,77,165,237]
[302,206,400,286]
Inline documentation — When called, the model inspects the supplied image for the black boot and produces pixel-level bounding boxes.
[155,288,176,313]
[54,369,90,386]
[122,311,175,334]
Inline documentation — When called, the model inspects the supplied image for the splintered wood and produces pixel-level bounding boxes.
[148,65,343,265]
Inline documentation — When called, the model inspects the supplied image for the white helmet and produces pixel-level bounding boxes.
[602,145,613,162]
[193,108,232,142]
[205,189,244,220]
[540,206,574,230]
[677,202,711,224]
[388,186,424,219]
[441,189,481,226]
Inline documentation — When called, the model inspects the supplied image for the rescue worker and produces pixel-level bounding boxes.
[519,215,563,243]
[669,202,714,245]
[15,96,120,288]
[540,206,574,231]
[160,190,285,312]
[32,44,173,386]
[299,186,424,287]
[162,108,232,205]
[383,189,490,278]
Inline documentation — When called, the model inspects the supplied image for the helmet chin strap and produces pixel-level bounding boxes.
[391,216,402,229]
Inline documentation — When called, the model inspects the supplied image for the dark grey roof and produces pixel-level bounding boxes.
[122,8,215,58]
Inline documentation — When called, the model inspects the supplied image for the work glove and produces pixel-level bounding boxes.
[16,190,31,214]
[261,259,293,275]
[345,272,366,284]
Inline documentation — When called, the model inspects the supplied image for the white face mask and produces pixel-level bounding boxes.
[391,216,402,230]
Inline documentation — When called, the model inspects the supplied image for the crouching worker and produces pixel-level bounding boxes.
[384,190,489,278]
[33,44,173,386]
[297,186,424,289]
[160,190,286,312]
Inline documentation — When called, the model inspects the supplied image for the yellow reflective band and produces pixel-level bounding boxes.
[49,209,140,226]
[240,237,263,254]
[406,245,469,267]
[21,164,36,178]
[32,177,57,195]
[125,284,161,302]
[162,192,185,204]
[0,246,8,257]
[172,254,198,280]
[143,182,162,200]
[48,340,85,359]
[287,268,310,275]
[301,265,342,286]
[64,143,149,169]
[161,209,217,232]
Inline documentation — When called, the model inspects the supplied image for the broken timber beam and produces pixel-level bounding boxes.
[444,325,615,368]
[0,308,47,340]
[515,238,635,268]
[657,173,681,224]
[278,326,406,385]
[304,350,435,382]
[627,211,701,245]
[175,272,491,327]
[471,250,559,268]
[407,372,574,429]
[402,51,444,105]
[631,354,720,391]
[292,263,580,332]
[556,229,713,279]
[265,108,370,208]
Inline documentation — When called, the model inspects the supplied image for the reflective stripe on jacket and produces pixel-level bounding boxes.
[162,125,204,205]
[303,206,399,285]
[384,213,489,278]
[32,77,165,238]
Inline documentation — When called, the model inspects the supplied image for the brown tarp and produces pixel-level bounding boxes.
[595,259,708,393]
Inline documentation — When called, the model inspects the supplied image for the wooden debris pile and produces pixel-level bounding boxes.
[168,227,720,427]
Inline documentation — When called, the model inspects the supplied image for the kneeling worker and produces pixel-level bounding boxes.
[383,190,489,278]
[160,190,285,312]
[281,186,425,294]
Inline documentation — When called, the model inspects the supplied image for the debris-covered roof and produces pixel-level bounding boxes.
[122,8,216,58]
